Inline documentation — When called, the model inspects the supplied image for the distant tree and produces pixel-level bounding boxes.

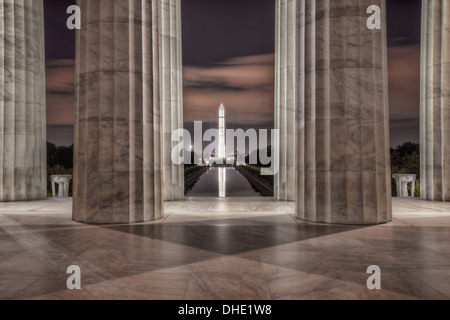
[391,142,420,177]
[392,142,420,158]
[391,142,420,197]
[245,146,272,167]
[47,141,74,170]
[58,145,74,169]
[46,142,74,196]
[47,141,58,168]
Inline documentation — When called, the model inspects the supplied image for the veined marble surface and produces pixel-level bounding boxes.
[296,0,392,224]
[1,197,450,300]
[420,0,450,201]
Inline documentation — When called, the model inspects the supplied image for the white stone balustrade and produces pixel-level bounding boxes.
[393,174,417,198]
[51,175,73,198]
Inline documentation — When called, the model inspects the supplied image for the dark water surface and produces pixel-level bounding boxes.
[186,167,262,197]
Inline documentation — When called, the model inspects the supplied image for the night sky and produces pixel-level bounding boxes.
[182,0,275,66]
[44,0,422,148]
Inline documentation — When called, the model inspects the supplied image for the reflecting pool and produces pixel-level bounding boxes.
[185,167,265,197]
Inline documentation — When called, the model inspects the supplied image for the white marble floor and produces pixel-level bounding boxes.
[1,197,450,300]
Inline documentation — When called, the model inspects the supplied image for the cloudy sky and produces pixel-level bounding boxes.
[386,0,422,147]
[44,0,422,147]
[182,0,275,135]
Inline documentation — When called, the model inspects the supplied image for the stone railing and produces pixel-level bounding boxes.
[393,174,416,198]
[50,175,73,198]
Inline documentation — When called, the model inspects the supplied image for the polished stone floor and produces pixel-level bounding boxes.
[1,197,450,300]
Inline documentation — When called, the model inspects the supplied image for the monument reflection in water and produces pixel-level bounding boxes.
[219,168,226,198]
[186,167,263,197]
[185,103,270,198]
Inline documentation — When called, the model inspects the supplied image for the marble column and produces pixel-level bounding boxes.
[0,0,47,202]
[420,0,450,201]
[73,0,163,223]
[161,0,184,201]
[296,0,392,224]
[274,0,297,201]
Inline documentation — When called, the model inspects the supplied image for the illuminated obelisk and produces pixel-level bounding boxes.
[218,104,226,161]
[218,104,226,197]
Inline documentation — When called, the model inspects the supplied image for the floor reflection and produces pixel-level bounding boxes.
[1,198,450,299]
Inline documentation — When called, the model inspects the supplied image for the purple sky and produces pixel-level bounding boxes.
[44,0,422,148]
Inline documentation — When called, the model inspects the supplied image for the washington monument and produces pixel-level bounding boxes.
[218,104,226,160]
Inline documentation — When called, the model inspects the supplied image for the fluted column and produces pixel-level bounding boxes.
[421,0,450,201]
[296,0,392,224]
[73,0,163,223]
[274,0,297,201]
[161,0,184,201]
[0,0,47,202]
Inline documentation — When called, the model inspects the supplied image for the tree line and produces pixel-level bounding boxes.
[391,142,420,197]
[46,141,419,197]
[47,142,74,196]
